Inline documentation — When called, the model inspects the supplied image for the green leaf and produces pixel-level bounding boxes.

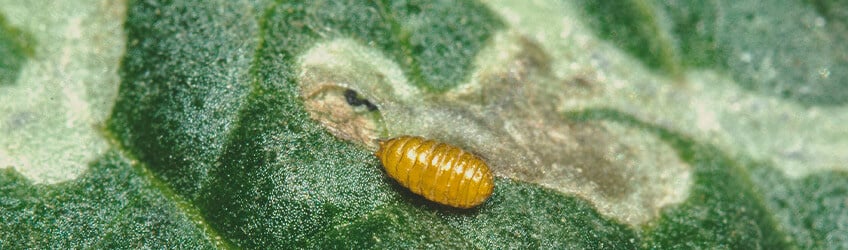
[0,150,218,249]
[2,0,847,249]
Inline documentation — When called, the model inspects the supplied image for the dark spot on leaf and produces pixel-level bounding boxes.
[191,96,204,109]
[4,111,35,131]
[402,3,422,15]
[745,13,755,20]
[344,89,378,111]
[412,44,424,54]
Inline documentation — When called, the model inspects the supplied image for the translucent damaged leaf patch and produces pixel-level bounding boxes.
[298,38,420,148]
[297,33,692,225]
[0,0,125,183]
[301,86,383,144]
[490,0,848,179]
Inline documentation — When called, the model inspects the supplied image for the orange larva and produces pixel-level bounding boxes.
[375,136,494,208]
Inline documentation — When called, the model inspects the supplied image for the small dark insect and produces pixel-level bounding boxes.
[343,89,378,111]
[375,136,494,208]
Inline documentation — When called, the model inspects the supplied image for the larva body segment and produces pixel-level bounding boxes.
[376,136,494,208]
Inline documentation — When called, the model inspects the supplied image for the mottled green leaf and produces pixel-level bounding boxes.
[577,0,848,105]
[0,150,218,249]
[2,0,846,249]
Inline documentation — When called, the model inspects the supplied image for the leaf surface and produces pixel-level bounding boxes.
[1,0,846,249]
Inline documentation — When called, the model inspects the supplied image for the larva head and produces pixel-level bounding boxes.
[374,138,389,158]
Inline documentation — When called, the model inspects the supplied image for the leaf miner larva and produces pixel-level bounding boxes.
[375,136,494,208]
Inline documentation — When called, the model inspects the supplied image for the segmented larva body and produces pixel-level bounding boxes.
[375,136,494,208]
